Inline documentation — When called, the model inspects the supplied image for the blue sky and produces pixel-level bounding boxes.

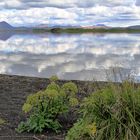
[0,0,140,27]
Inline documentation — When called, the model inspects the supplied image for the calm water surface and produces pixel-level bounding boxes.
[0,32,140,81]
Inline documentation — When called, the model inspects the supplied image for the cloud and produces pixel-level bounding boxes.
[0,0,140,27]
[0,0,136,9]
[136,0,140,6]
[0,0,75,9]
[1,33,140,56]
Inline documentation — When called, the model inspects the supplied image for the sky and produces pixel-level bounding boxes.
[0,0,140,27]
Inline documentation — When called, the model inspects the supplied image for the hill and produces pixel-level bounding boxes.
[0,21,14,30]
[129,25,140,29]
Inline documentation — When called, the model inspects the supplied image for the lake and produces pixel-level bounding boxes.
[0,32,140,81]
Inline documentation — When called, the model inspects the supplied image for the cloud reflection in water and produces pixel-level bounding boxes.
[0,33,140,81]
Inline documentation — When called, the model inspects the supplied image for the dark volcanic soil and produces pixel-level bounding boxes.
[0,74,97,140]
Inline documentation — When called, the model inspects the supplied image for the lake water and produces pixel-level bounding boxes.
[0,32,140,81]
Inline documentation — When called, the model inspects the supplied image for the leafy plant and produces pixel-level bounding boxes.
[17,111,61,133]
[66,81,140,140]
[62,82,78,97]
[49,75,59,82]
[17,76,79,133]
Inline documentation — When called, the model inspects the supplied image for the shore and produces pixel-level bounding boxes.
[0,74,101,140]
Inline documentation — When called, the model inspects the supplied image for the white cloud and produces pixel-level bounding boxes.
[0,0,140,27]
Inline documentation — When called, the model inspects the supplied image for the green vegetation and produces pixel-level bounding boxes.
[4,27,140,34]
[32,27,140,34]
[17,76,79,133]
[0,118,6,125]
[66,81,140,140]
[17,75,140,140]
[49,75,59,82]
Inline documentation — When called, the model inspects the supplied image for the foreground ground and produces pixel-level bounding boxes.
[0,74,97,140]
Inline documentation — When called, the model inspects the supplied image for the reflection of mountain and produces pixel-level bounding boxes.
[0,32,14,41]
[0,33,140,81]
[0,21,15,40]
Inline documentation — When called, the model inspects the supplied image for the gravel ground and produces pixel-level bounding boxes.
[0,74,98,140]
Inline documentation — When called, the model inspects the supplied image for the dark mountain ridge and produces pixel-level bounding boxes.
[128,25,140,29]
[0,21,14,30]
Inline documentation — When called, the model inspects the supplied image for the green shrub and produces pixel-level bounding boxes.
[17,76,79,133]
[66,81,140,140]
[69,98,79,107]
[62,82,78,97]
[49,75,59,82]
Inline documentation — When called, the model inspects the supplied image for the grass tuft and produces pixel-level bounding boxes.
[66,81,140,140]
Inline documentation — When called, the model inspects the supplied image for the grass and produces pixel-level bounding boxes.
[14,74,140,140]
[66,81,140,140]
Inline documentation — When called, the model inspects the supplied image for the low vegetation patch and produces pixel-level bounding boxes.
[17,76,79,133]
[32,27,140,34]
[17,76,140,140]
[66,81,140,140]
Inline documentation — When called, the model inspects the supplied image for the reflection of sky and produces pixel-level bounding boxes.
[0,33,140,81]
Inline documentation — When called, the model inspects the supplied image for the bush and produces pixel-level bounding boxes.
[17,76,79,133]
[49,75,59,82]
[66,81,140,140]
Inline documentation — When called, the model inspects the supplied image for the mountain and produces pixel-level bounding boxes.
[128,25,140,29]
[96,24,105,26]
[0,21,14,30]
[36,24,82,28]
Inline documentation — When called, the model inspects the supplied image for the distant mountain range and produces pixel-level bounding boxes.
[0,21,140,32]
[128,25,140,29]
[37,23,107,29]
